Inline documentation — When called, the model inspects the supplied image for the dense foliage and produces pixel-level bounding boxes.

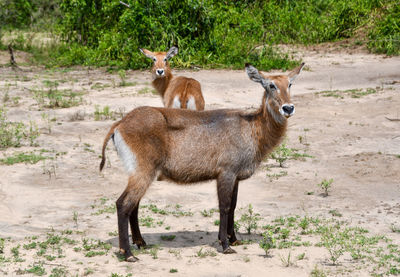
[0,0,399,69]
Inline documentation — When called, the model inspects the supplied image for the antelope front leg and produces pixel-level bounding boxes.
[227,180,240,246]
[217,173,237,254]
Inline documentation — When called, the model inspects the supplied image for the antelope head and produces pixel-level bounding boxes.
[139,46,178,80]
[246,62,305,123]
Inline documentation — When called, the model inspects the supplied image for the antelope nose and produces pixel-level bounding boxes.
[282,104,295,115]
[156,69,164,76]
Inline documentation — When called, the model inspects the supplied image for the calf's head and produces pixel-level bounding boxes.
[139,46,178,80]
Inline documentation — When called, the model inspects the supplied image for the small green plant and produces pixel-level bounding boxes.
[169,268,178,273]
[280,251,294,267]
[238,204,261,234]
[310,265,327,277]
[26,263,46,276]
[49,267,67,277]
[0,106,29,148]
[94,105,114,121]
[317,178,334,197]
[270,143,293,167]
[279,228,290,240]
[201,208,218,217]
[321,227,345,265]
[73,211,78,227]
[117,69,137,87]
[0,238,5,253]
[259,231,276,256]
[299,216,310,234]
[41,112,55,134]
[328,209,342,217]
[297,252,305,260]
[390,224,400,233]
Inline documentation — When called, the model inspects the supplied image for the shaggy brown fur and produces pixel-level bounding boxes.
[140,46,205,110]
[100,63,304,262]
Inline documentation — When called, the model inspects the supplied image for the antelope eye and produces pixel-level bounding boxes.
[153,58,156,62]
[289,83,292,88]
[163,58,167,62]
[269,83,276,90]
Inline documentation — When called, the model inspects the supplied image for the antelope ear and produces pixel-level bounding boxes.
[245,63,273,91]
[245,63,263,84]
[288,62,305,83]
[166,46,178,60]
[139,48,155,60]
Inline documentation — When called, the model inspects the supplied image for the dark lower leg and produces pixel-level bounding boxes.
[217,174,237,254]
[227,180,239,244]
[129,204,146,248]
[117,196,136,261]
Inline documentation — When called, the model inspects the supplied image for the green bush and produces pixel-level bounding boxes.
[1,0,399,69]
[368,2,400,55]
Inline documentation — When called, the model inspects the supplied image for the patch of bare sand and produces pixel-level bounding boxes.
[0,49,399,276]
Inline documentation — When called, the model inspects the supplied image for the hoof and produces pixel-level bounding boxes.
[126,255,139,262]
[223,247,237,254]
[230,240,242,246]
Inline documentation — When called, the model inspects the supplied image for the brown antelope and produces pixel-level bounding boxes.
[100,63,305,262]
[140,46,205,110]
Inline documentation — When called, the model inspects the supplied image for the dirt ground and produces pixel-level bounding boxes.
[0,48,399,277]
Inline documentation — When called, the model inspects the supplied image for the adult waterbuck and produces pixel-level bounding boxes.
[100,62,305,262]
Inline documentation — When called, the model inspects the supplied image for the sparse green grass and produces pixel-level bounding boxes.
[49,267,68,277]
[141,203,193,217]
[310,265,327,277]
[317,88,378,99]
[169,268,178,273]
[31,86,84,109]
[117,70,137,87]
[0,152,47,165]
[93,105,125,121]
[200,208,218,217]
[0,106,39,148]
[196,247,217,258]
[137,87,157,95]
[266,170,288,181]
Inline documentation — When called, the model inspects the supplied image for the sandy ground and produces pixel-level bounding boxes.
[0,48,399,276]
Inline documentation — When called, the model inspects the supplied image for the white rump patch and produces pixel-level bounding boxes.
[113,129,137,174]
[172,96,181,109]
[186,96,196,110]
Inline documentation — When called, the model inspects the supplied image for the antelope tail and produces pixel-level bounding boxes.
[99,121,120,172]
